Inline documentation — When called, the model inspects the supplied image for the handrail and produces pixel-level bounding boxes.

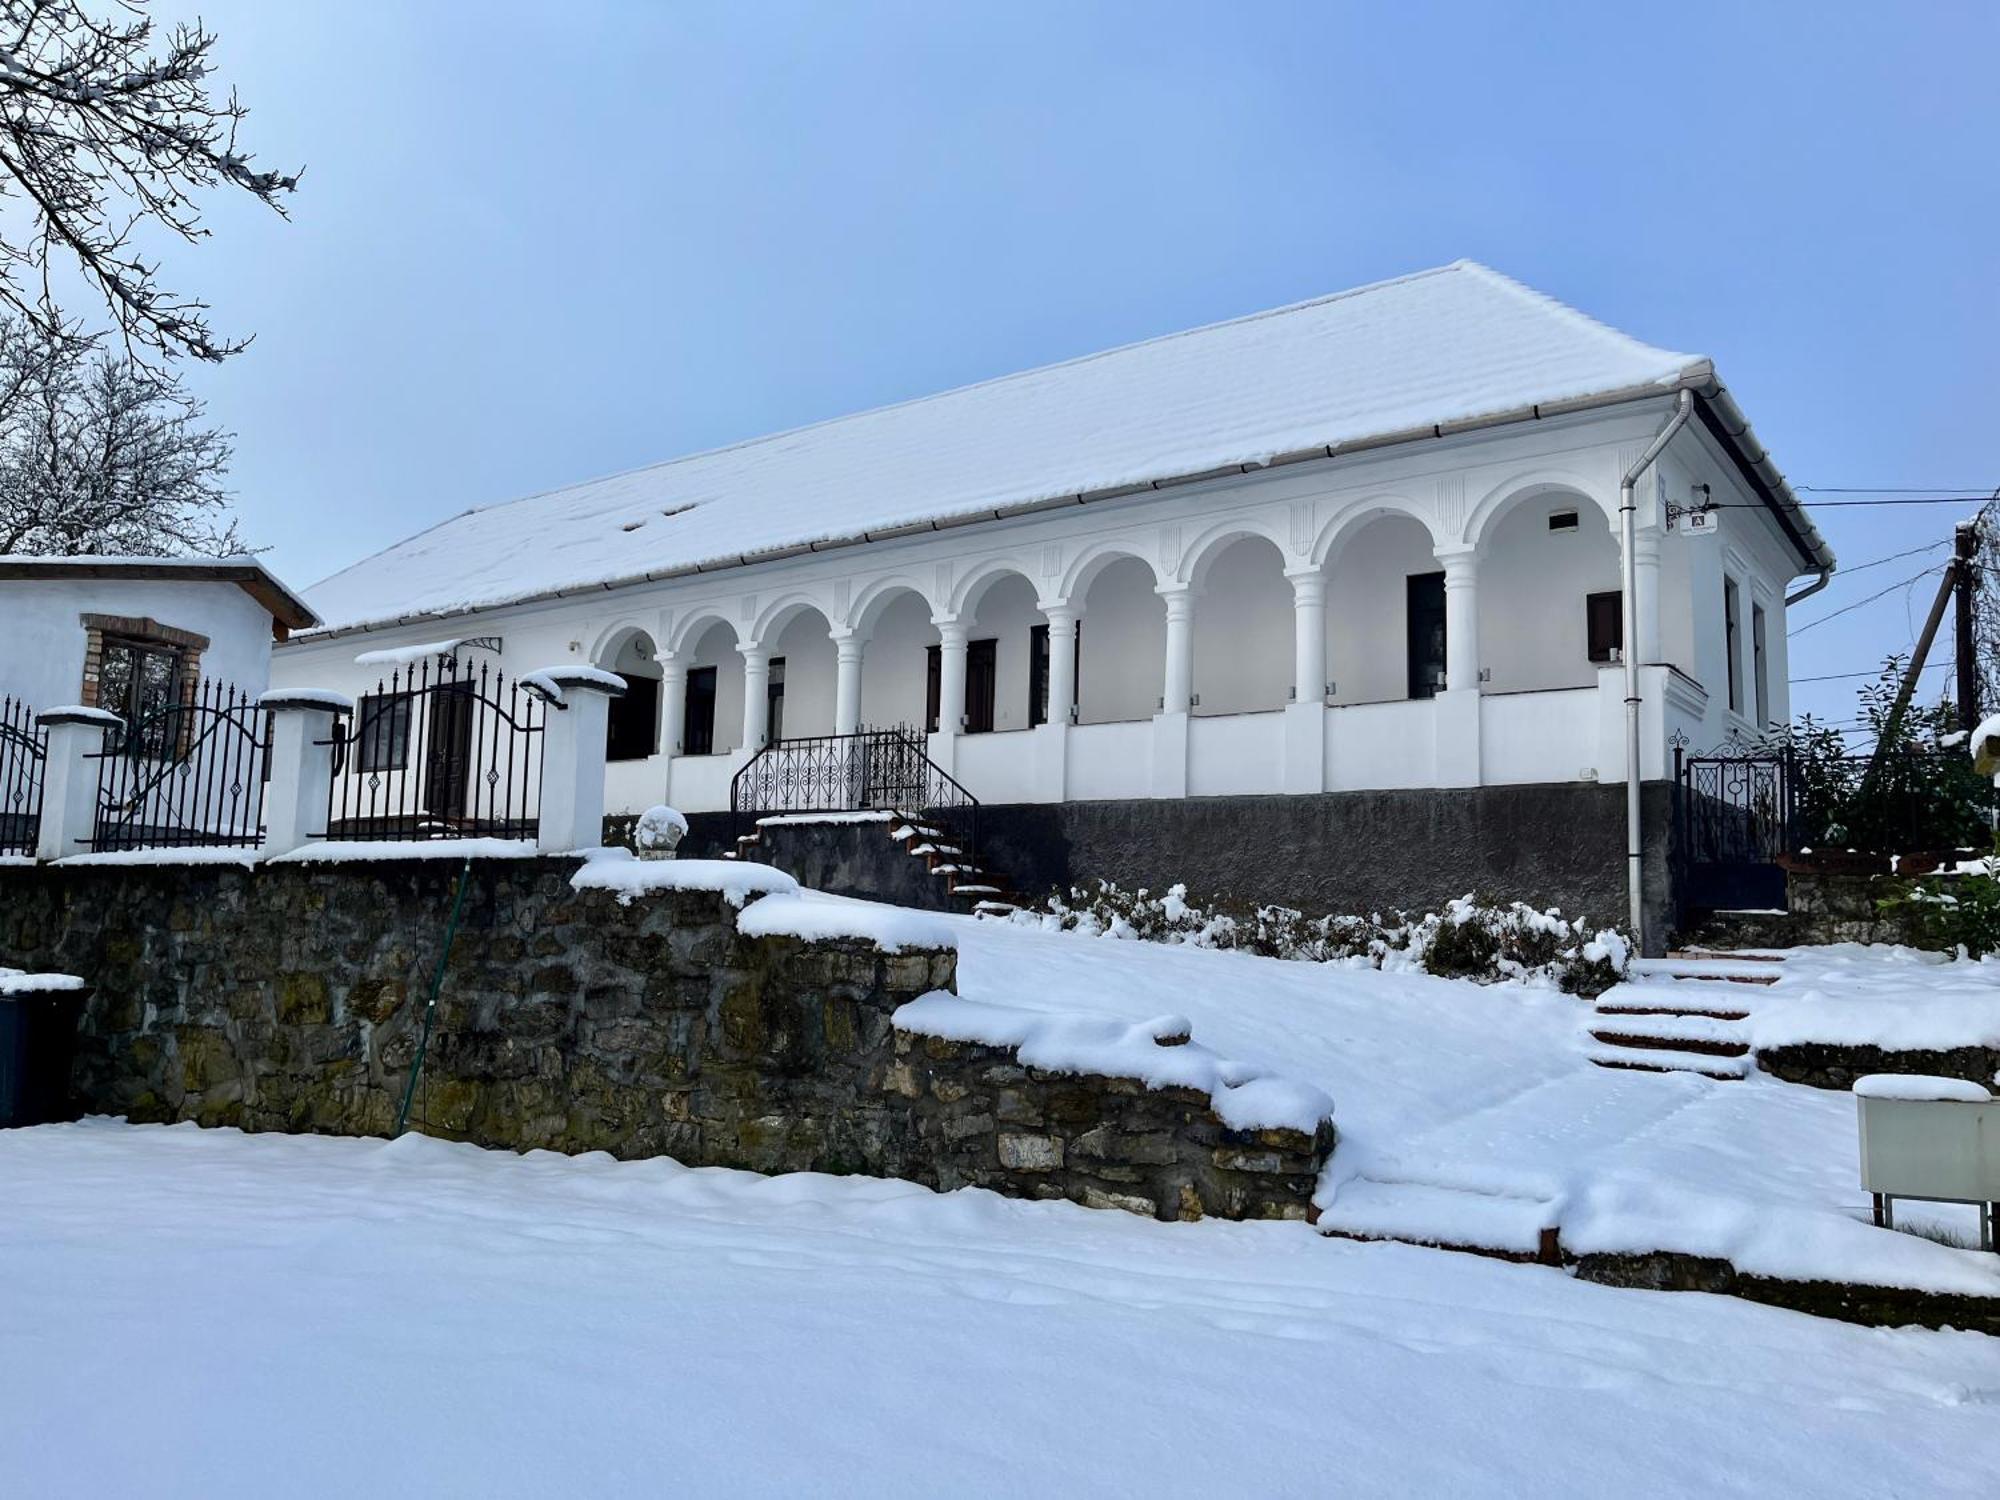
[729,725,979,862]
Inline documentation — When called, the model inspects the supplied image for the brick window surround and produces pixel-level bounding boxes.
[78,613,209,711]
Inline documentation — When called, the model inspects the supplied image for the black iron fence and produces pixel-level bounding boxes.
[87,678,271,852]
[731,725,979,860]
[318,656,549,842]
[0,695,45,856]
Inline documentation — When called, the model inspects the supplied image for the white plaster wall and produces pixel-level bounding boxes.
[953,728,1039,802]
[859,591,934,731]
[1067,719,1153,800]
[0,578,275,707]
[1192,536,1291,714]
[1324,516,1438,705]
[966,572,1044,733]
[1076,557,1163,724]
[1187,710,1284,795]
[769,610,836,739]
[1477,500,1621,693]
[1327,699,1435,789]
[1481,687,1600,785]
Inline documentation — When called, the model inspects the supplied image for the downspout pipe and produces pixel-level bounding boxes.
[1621,389,1694,948]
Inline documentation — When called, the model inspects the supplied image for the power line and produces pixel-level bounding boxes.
[1789,565,1944,636]
[1798,485,1998,495]
[1792,659,1954,685]
[1699,496,1989,508]
[1824,539,1950,578]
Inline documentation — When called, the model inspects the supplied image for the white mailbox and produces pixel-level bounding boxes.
[1855,1074,1999,1252]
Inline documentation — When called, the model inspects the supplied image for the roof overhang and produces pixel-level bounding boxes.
[0,555,321,636]
[289,369,1832,644]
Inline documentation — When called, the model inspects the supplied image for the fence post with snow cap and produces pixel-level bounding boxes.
[33,707,122,860]
[259,690,350,859]
[528,667,626,854]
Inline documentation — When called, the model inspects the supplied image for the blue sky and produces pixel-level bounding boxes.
[171,1,1996,728]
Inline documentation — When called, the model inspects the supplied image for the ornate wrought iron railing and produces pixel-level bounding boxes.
[318,655,549,842]
[87,678,271,852]
[730,725,979,861]
[0,694,46,856]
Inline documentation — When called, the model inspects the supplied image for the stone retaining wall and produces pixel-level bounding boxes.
[0,857,1331,1221]
[1756,1040,2000,1092]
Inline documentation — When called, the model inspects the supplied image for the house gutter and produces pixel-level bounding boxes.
[1619,390,1694,948]
[291,369,1829,647]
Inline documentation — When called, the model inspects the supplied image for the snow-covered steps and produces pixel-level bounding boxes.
[1582,1041,1753,1081]
[1630,956,1783,987]
[1586,1010,1749,1058]
[1315,1178,1562,1264]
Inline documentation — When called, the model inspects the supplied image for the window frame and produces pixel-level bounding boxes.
[356,690,413,773]
[1723,576,1744,715]
[1585,591,1623,665]
[605,674,660,763]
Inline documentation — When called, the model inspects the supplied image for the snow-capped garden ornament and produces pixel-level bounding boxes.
[1970,712,2000,782]
[634,805,688,860]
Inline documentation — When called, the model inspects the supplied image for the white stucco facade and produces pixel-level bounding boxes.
[272,398,1819,817]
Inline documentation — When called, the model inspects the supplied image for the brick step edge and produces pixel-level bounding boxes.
[1588,1028,1750,1058]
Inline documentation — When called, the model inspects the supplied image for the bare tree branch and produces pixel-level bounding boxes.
[0,1,299,362]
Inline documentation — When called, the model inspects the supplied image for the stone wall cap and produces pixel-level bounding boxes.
[258,688,355,713]
[38,705,124,728]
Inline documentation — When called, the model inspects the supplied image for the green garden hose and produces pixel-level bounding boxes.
[393,855,475,1138]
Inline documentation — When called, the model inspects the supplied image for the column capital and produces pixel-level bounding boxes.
[1285,569,1328,603]
[833,632,866,661]
[933,616,968,647]
[1041,601,1078,628]
[1157,583,1196,618]
[1435,544,1478,584]
[740,643,772,667]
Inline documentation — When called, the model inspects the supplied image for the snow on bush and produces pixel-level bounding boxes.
[1009,881,1629,997]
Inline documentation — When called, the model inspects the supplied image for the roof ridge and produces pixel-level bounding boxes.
[1449,259,1698,365]
[430,261,1476,530]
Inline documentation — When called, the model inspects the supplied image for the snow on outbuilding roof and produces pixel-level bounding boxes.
[302,261,1823,636]
[0,553,319,632]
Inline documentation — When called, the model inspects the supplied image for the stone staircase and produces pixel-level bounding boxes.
[1582,949,1782,1081]
[729,810,1025,917]
[885,813,1025,916]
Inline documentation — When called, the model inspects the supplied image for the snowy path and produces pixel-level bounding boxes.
[951,918,2000,1289]
[3,1120,1999,1497]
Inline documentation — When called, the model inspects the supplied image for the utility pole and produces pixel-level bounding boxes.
[1954,521,1980,732]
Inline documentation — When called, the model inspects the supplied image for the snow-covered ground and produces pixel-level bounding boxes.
[947,918,2000,1291]
[3,1119,1998,1498]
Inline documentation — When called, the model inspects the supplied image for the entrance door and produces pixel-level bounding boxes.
[766,656,787,742]
[1406,572,1447,700]
[684,666,717,755]
[964,638,998,733]
[423,680,474,822]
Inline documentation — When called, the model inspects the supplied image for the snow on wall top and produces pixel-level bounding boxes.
[304,261,1705,635]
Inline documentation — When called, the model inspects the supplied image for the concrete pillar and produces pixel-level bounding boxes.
[1434,545,1482,788]
[259,692,345,858]
[1632,524,1663,665]
[833,630,865,736]
[1045,605,1078,724]
[659,656,687,756]
[33,707,121,860]
[533,668,624,853]
[935,618,968,733]
[740,646,771,752]
[1287,569,1327,704]
[1160,586,1195,714]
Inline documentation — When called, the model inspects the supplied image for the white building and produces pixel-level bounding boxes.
[0,555,318,715]
[274,262,1833,937]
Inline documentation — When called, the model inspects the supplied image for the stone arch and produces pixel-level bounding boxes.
[1189,532,1292,715]
[1057,541,1163,607]
[1463,469,1612,548]
[1474,477,1622,694]
[588,618,655,669]
[750,592,836,647]
[952,556,1048,620]
[1177,515,1297,589]
[1310,495,1446,568]
[665,604,742,658]
[849,574,938,638]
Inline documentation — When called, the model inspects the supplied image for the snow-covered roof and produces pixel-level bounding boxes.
[0,553,319,631]
[303,260,1822,636]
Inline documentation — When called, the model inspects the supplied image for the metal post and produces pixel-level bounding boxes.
[1955,522,1980,732]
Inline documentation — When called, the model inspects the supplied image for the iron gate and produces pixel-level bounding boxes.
[87,679,271,851]
[0,695,45,856]
[1673,745,1792,913]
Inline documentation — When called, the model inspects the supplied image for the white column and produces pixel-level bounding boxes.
[1439,546,1480,693]
[533,668,622,853]
[1288,570,1327,704]
[1160,586,1194,714]
[1283,569,1328,795]
[259,693,344,858]
[659,656,688,755]
[740,646,771,751]
[34,708,121,860]
[1433,545,1482,788]
[1046,605,1078,724]
[832,630,865,736]
[935,618,968,732]
[1632,524,1662,665]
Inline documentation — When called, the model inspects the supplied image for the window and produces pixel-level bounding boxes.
[97,635,186,756]
[1752,603,1770,726]
[964,639,997,733]
[1547,510,1580,532]
[357,691,412,772]
[925,645,941,734]
[605,675,660,762]
[766,656,786,742]
[683,666,717,756]
[1406,572,1447,699]
[1723,577,1743,715]
[1586,592,1623,664]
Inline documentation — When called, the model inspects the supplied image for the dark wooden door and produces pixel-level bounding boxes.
[1406,572,1447,700]
[925,645,941,733]
[423,681,474,821]
[965,638,998,733]
[684,666,717,755]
